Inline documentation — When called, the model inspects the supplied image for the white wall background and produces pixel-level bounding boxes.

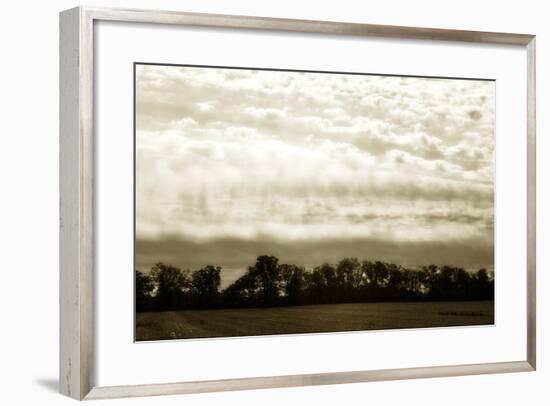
[0,0,547,404]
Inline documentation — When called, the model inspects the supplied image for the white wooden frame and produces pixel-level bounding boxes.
[59,6,537,400]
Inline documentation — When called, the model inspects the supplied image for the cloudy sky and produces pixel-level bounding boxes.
[135,64,495,287]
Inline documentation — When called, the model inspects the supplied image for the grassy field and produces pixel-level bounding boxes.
[136,300,494,341]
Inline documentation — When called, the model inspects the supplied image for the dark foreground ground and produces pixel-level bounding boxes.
[136,300,494,341]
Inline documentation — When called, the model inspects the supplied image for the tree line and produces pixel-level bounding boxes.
[136,255,494,312]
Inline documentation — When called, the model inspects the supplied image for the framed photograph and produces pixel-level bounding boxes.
[60,6,536,400]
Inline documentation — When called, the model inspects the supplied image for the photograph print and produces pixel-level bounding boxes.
[134,63,495,341]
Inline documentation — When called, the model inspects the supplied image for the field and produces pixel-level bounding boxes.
[135,300,494,341]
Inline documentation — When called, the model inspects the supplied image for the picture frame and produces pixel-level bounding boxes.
[59,6,536,400]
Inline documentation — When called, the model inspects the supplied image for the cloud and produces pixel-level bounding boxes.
[135,64,495,274]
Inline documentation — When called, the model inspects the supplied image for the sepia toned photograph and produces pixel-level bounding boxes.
[134,63,495,341]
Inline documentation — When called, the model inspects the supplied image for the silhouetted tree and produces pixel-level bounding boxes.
[151,262,190,310]
[336,258,361,294]
[191,265,221,308]
[420,264,439,294]
[317,263,338,302]
[401,269,423,298]
[279,264,305,305]
[474,268,494,300]
[223,269,260,307]
[387,264,403,293]
[252,255,280,306]
[304,267,326,303]
[135,270,154,312]
[139,256,495,311]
